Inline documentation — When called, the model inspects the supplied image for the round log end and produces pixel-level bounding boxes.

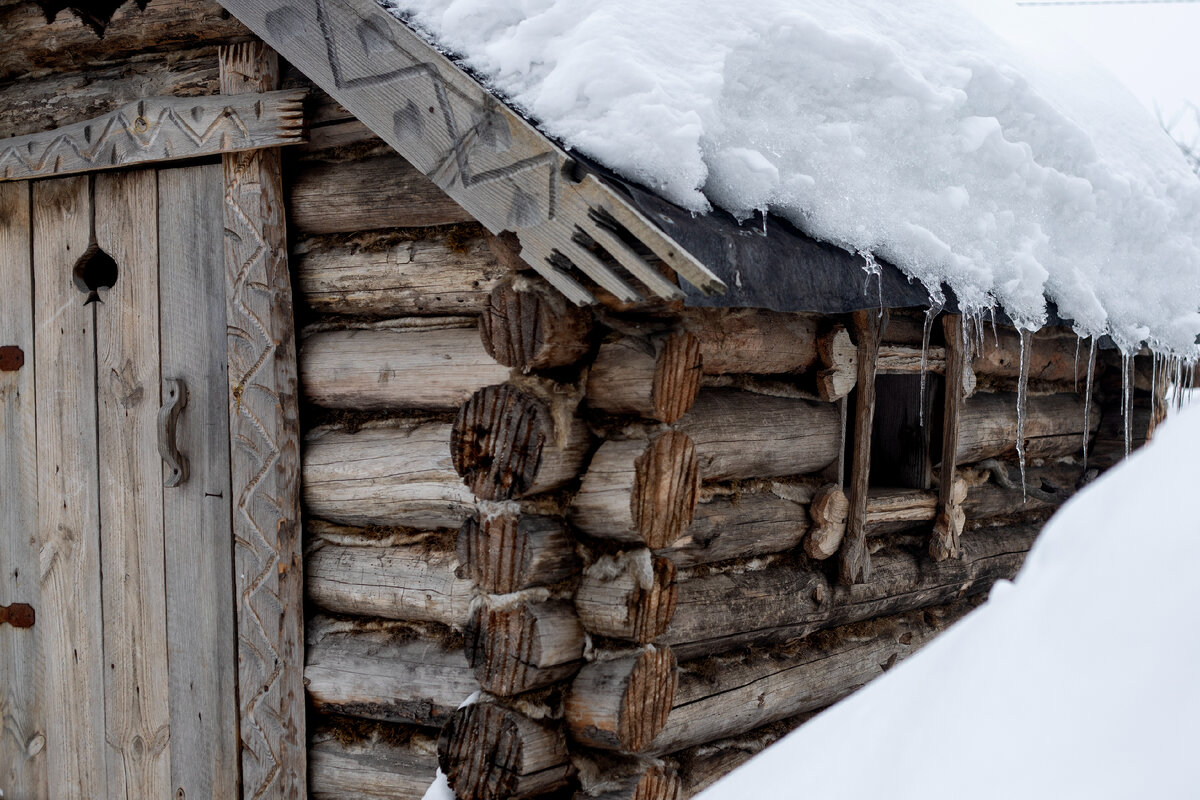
[480,273,593,371]
[576,553,679,644]
[465,601,585,696]
[633,431,699,550]
[452,384,548,500]
[565,647,678,753]
[439,702,574,800]
[651,332,703,424]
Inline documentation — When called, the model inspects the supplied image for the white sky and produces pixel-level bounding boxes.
[1001,0,1200,146]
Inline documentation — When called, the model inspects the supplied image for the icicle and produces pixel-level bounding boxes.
[989,307,1000,348]
[1121,353,1132,459]
[1151,352,1158,414]
[1082,337,1097,473]
[1080,333,1089,393]
[1015,329,1032,502]
[919,303,941,427]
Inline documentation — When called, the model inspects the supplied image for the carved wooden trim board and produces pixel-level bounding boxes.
[215,0,726,305]
[0,90,306,181]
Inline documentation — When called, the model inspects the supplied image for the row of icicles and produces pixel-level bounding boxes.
[910,305,1198,502]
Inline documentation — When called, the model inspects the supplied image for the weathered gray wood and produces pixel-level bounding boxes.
[0,90,306,181]
[221,43,306,800]
[310,725,439,800]
[662,525,1037,659]
[679,308,820,375]
[663,490,809,569]
[93,169,172,799]
[439,702,575,800]
[0,0,250,83]
[0,179,46,799]
[288,153,473,234]
[576,763,683,800]
[306,616,478,728]
[479,268,595,371]
[32,175,105,799]
[301,324,510,409]
[957,392,1098,464]
[565,647,678,752]
[158,163,240,800]
[570,433,700,550]
[303,420,475,529]
[457,512,580,594]
[465,600,587,695]
[0,48,223,141]
[217,0,725,304]
[576,551,678,644]
[588,332,703,424]
[294,228,504,316]
[840,309,884,585]
[306,524,473,627]
[452,381,591,500]
[932,314,967,561]
[649,605,970,755]
[676,390,841,481]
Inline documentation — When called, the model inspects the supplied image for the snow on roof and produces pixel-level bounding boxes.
[694,404,1200,799]
[382,0,1200,355]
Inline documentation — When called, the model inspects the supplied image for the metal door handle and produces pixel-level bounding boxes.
[158,378,189,488]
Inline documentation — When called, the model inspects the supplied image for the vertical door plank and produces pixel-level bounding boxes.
[93,170,171,800]
[0,180,47,799]
[220,43,307,800]
[839,308,886,586]
[159,164,241,800]
[32,175,105,800]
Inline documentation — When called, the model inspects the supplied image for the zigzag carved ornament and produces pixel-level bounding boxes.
[216,0,726,305]
[0,90,307,181]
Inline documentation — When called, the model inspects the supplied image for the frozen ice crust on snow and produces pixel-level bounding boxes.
[382,0,1200,355]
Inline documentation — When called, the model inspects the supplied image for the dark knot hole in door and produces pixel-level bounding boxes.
[72,243,118,306]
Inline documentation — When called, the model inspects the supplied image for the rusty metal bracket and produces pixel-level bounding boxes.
[0,603,35,628]
[0,345,23,371]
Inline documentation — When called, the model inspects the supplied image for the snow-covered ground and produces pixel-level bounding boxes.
[384,0,1200,356]
[696,407,1200,800]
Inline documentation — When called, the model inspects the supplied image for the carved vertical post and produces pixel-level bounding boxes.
[839,309,885,585]
[220,42,306,800]
[931,314,966,561]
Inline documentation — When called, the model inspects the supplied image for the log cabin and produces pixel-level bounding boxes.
[0,2,1174,799]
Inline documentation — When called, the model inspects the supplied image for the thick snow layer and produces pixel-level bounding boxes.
[696,408,1200,800]
[383,0,1200,354]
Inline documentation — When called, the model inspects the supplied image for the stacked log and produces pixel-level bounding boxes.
[272,52,1160,797]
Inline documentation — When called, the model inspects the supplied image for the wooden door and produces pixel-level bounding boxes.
[0,164,239,800]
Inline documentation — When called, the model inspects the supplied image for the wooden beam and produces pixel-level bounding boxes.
[839,309,886,585]
[0,180,46,799]
[0,90,306,181]
[215,0,726,304]
[220,43,306,800]
[932,315,967,561]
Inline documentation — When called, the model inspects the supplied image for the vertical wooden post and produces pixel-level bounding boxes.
[839,308,885,585]
[0,180,47,799]
[220,42,307,800]
[931,314,966,562]
[32,176,105,800]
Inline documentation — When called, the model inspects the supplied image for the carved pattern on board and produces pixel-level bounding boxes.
[0,92,306,181]
[222,59,305,796]
[217,0,726,305]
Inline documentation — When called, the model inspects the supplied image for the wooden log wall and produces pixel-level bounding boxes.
[1,8,1159,797]
[284,146,1154,800]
